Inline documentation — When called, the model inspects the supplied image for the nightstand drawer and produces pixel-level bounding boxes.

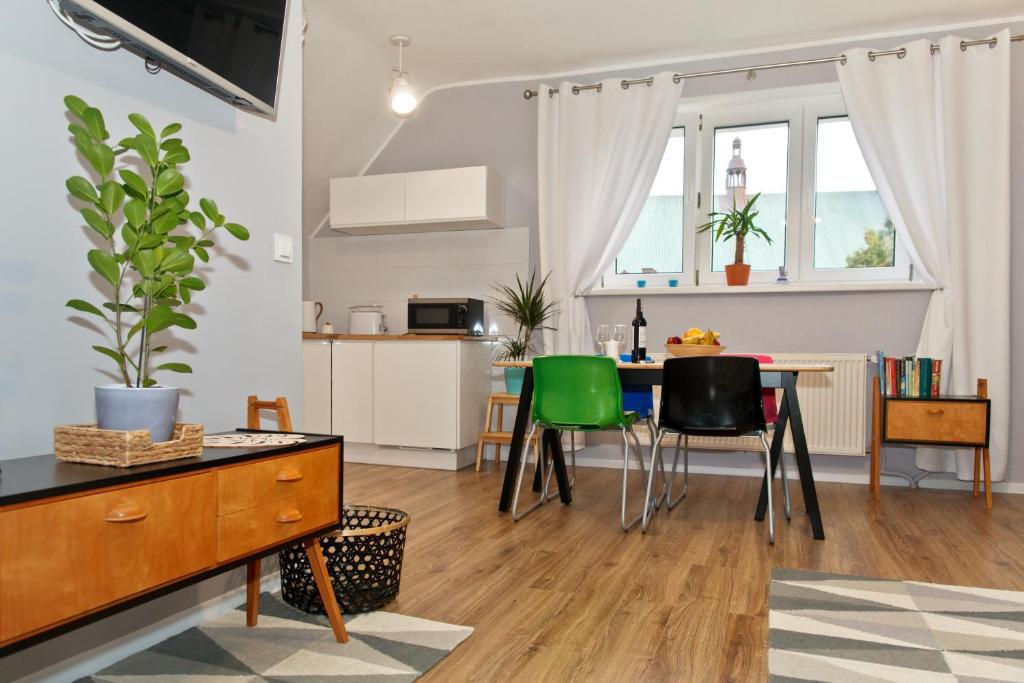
[885,400,989,446]
[216,485,339,563]
[0,472,216,643]
[217,446,339,516]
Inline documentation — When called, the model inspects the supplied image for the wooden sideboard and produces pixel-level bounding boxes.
[0,433,348,654]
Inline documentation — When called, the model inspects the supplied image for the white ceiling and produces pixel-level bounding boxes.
[302,0,1022,233]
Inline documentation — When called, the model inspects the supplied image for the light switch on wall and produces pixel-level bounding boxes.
[273,233,294,263]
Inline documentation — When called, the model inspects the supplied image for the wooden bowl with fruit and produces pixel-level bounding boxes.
[665,328,726,357]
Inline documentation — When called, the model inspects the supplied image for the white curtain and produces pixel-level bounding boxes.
[538,72,684,355]
[837,31,1011,480]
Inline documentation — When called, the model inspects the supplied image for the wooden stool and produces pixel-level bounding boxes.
[247,395,293,432]
[476,393,539,471]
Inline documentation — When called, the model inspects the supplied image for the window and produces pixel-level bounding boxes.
[604,86,911,289]
[710,121,789,273]
[615,128,685,275]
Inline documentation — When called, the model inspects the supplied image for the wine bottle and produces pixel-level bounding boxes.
[631,298,647,362]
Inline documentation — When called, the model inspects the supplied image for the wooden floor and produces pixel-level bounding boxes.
[344,461,1024,682]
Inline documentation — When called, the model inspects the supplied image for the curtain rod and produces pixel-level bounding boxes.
[522,34,1023,99]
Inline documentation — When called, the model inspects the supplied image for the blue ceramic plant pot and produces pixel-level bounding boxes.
[504,367,526,395]
[95,385,180,442]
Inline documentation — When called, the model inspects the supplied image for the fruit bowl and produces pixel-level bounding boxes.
[665,344,727,357]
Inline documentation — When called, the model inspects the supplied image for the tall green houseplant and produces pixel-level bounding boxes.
[696,192,772,286]
[491,272,558,393]
[63,94,249,439]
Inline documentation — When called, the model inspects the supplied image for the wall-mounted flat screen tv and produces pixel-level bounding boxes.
[61,0,288,116]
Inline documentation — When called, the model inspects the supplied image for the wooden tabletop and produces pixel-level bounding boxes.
[493,360,834,373]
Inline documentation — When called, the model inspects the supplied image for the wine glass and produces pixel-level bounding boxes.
[612,324,628,359]
[594,324,610,355]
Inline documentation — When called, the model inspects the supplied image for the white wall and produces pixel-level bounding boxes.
[0,1,303,679]
[307,227,530,334]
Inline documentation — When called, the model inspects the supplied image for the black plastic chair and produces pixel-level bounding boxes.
[641,356,790,542]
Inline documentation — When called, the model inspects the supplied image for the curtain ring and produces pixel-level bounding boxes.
[672,74,682,83]
[548,87,556,98]
[596,83,603,93]
[571,85,580,95]
[989,37,998,49]
[621,80,630,90]
[867,51,877,62]
[960,40,967,52]
[896,48,906,59]
[839,54,847,65]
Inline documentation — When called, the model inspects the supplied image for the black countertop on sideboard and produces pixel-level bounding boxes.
[0,432,342,507]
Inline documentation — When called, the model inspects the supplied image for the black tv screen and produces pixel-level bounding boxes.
[91,0,286,109]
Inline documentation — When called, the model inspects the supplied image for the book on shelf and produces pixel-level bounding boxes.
[877,353,942,398]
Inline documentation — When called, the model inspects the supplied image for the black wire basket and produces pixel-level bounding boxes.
[279,505,411,614]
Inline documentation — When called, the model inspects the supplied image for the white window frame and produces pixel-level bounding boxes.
[597,83,913,292]
[603,118,699,289]
[797,105,911,282]
[697,103,803,285]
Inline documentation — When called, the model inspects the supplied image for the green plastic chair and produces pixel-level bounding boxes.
[511,355,655,531]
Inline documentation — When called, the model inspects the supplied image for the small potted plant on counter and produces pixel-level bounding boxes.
[491,272,558,394]
[696,192,772,286]
[62,95,249,442]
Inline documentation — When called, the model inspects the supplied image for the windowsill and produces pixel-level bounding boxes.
[589,281,934,296]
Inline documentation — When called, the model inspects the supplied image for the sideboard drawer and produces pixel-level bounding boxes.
[885,400,989,446]
[217,446,339,516]
[0,472,216,643]
[216,485,339,563]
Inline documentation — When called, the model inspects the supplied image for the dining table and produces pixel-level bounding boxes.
[493,358,834,540]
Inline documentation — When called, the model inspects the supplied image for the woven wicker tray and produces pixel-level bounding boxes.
[54,423,204,468]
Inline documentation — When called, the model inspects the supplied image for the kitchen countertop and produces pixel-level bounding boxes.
[303,332,498,342]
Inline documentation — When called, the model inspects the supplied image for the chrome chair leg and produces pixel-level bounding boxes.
[666,432,689,510]
[621,427,645,532]
[645,416,666,509]
[641,428,665,533]
[569,432,576,489]
[760,432,775,544]
[541,431,559,502]
[512,424,546,521]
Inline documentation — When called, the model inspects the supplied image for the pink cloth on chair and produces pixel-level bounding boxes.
[722,353,778,424]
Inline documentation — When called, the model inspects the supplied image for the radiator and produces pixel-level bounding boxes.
[646,353,868,457]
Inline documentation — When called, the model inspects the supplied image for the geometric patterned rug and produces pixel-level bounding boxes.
[770,568,1024,682]
[78,592,473,682]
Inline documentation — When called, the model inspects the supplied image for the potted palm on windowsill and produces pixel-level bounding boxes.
[491,272,558,394]
[62,95,249,442]
[696,192,772,286]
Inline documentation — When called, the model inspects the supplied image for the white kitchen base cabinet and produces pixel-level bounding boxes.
[301,340,332,433]
[303,338,494,469]
[332,341,374,444]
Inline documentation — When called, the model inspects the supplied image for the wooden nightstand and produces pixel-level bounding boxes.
[870,377,992,507]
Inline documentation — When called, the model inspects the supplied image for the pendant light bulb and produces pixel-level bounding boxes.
[390,74,417,117]
[388,34,417,118]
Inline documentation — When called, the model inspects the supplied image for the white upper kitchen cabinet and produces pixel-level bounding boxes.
[329,166,505,236]
[372,342,459,449]
[329,173,405,228]
[332,342,374,444]
[301,340,332,434]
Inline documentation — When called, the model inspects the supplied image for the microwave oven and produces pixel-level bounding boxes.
[407,298,485,335]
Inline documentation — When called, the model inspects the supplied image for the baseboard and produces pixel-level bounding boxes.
[517,450,1024,495]
[18,572,282,683]
[344,441,476,470]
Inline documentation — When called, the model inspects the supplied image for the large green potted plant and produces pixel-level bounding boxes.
[696,192,772,286]
[62,95,249,441]
[491,272,557,394]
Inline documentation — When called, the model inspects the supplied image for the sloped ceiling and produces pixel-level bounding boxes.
[302,0,1022,235]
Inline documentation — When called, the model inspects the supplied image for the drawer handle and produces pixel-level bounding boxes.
[105,503,147,523]
[276,508,304,524]
[276,467,303,483]
[926,409,945,416]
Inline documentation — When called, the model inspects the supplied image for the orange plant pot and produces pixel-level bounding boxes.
[724,263,751,286]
